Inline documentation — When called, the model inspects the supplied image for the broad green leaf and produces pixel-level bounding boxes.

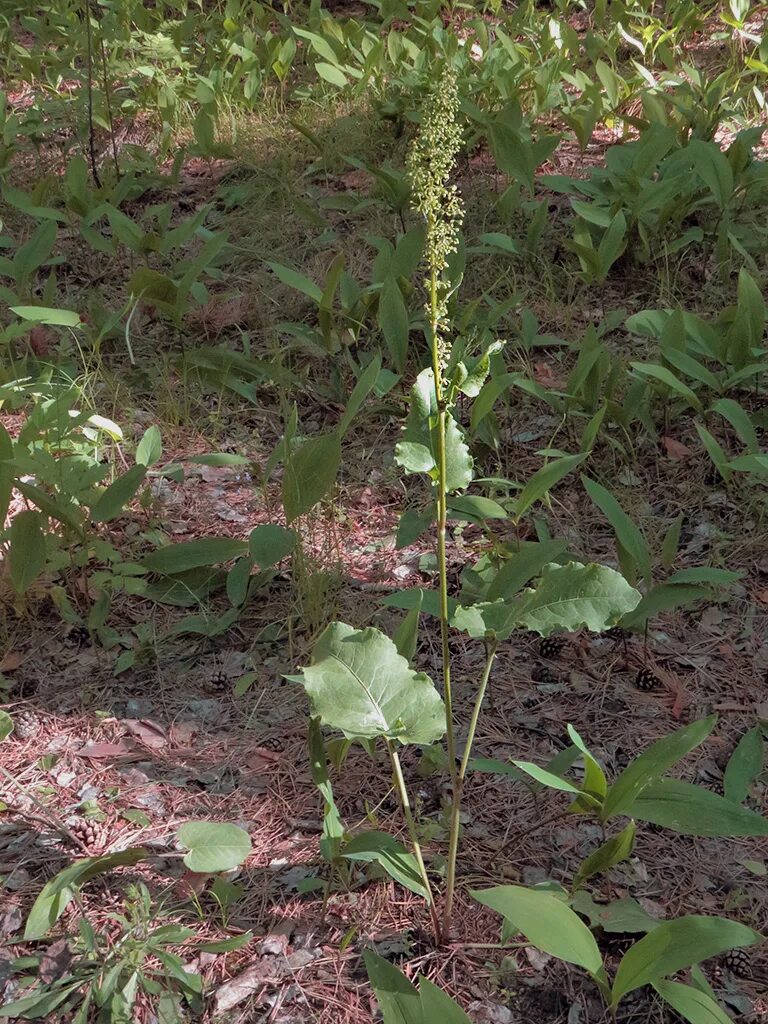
[620,583,710,629]
[25,849,148,939]
[10,305,80,327]
[8,510,46,594]
[486,540,568,601]
[127,267,178,311]
[177,821,252,873]
[297,622,445,744]
[316,61,349,88]
[342,831,427,898]
[511,562,641,636]
[90,465,147,523]
[136,425,162,467]
[729,453,768,474]
[513,454,586,522]
[573,821,636,888]
[689,139,734,209]
[581,476,651,583]
[597,210,627,278]
[447,495,507,523]
[472,885,603,974]
[283,432,341,522]
[418,978,472,1022]
[143,537,248,573]
[364,950,421,1024]
[630,363,702,411]
[653,980,732,1024]
[724,726,764,804]
[628,778,768,836]
[611,915,760,1006]
[378,277,409,372]
[248,524,296,567]
[602,716,716,821]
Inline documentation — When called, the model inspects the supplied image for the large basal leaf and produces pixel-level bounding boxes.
[177,821,252,873]
[363,950,422,1024]
[653,980,732,1024]
[602,716,716,821]
[471,886,603,975]
[627,778,768,837]
[510,562,641,636]
[298,622,445,745]
[282,431,342,522]
[8,510,46,595]
[611,916,760,1007]
[342,830,428,898]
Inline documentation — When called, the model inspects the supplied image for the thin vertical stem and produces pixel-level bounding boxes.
[386,740,441,941]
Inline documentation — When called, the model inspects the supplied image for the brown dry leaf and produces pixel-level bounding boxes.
[170,721,200,747]
[248,748,283,769]
[80,740,139,760]
[39,940,73,984]
[662,436,693,461]
[0,651,24,672]
[533,360,557,386]
[124,719,167,749]
[174,870,211,900]
[754,589,768,605]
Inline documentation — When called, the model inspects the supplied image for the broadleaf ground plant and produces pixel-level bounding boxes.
[295,63,643,943]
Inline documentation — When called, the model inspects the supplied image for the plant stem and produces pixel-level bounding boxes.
[444,640,498,934]
[386,740,441,941]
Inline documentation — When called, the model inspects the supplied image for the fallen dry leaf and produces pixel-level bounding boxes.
[0,651,24,672]
[39,939,73,984]
[661,436,693,461]
[79,740,139,760]
[124,718,166,749]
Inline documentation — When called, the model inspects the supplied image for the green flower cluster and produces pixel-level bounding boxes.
[407,64,464,378]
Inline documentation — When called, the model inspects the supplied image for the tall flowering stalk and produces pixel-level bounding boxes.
[407,64,465,935]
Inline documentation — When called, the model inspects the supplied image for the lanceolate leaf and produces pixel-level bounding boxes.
[363,950,421,1024]
[581,476,651,583]
[297,622,445,744]
[486,540,569,601]
[723,726,764,804]
[8,510,46,595]
[472,886,604,975]
[611,916,760,1006]
[653,980,732,1024]
[510,562,641,636]
[602,716,716,821]
[573,821,637,888]
[627,778,768,836]
[513,453,585,522]
[620,583,710,629]
[342,831,428,898]
[90,464,147,523]
[418,978,472,1022]
[143,537,248,573]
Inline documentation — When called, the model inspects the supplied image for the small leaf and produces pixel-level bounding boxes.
[620,583,710,630]
[136,426,162,467]
[513,454,586,522]
[573,821,636,888]
[342,831,427,898]
[10,305,81,327]
[177,822,252,873]
[297,622,445,745]
[630,363,702,411]
[0,710,13,742]
[472,885,604,975]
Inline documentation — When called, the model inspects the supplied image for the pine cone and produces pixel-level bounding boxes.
[723,947,750,978]
[604,626,631,641]
[532,663,561,685]
[69,817,109,852]
[13,710,41,740]
[634,667,661,691]
[538,635,565,659]
[207,668,230,693]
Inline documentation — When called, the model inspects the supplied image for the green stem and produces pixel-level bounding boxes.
[444,640,498,934]
[386,740,441,941]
